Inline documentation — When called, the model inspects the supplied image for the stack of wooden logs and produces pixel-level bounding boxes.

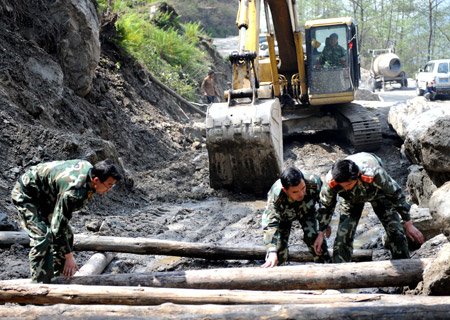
[1,231,449,319]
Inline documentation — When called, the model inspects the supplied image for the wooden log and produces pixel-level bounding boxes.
[0,231,373,262]
[1,300,450,319]
[74,253,115,277]
[1,258,422,290]
[1,283,450,307]
[0,231,28,247]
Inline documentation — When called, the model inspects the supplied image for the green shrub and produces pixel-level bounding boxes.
[94,0,212,100]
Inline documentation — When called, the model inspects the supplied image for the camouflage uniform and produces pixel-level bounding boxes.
[11,160,95,283]
[262,173,331,265]
[319,44,346,68]
[318,153,410,263]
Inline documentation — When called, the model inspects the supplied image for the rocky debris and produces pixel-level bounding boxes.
[411,233,449,260]
[409,205,441,242]
[429,182,450,237]
[407,165,437,208]
[388,98,450,210]
[422,243,450,295]
[355,88,380,101]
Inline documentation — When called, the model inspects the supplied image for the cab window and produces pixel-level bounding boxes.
[437,63,449,74]
[424,63,434,72]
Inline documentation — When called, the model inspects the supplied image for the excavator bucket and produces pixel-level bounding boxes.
[206,99,283,194]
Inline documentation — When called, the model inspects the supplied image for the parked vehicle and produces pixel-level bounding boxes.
[415,59,450,96]
[368,48,407,92]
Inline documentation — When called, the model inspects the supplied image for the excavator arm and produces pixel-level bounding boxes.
[206,1,381,194]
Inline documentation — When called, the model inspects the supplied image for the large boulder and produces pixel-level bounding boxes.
[404,115,450,173]
[389,100,450,189]
[423,243,450,295]
[49,0,100,97]
[429,182,450,236]
[387,97,438,140]
[420,116,450,172]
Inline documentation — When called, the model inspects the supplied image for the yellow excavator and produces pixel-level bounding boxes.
[206,0,381,194]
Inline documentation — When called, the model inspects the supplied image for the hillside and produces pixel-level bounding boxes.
[0,0,234,279]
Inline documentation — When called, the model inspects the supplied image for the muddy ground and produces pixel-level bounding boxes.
[0,103,411,284]
[0,10,422,294]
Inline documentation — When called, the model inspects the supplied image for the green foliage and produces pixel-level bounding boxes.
[94,0,211,100]
[184,21,204,44]
[152,11,181,30]
[94,0,108,12]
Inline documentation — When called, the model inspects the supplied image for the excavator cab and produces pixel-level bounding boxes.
[305,19,361,105]
[206,1,380,194]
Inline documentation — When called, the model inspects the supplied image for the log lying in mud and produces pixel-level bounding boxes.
[74,253,116,277]
[0,283,449,306]
[1,300,450,320]
[46,258,431,290]
[0,231,373,262]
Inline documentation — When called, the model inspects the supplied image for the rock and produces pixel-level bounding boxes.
[408,205,440,242]
[429,182,450,236]
[0,212,17,231]
[49,0,100,97]
[387,97,434,140]
[99,220,111,233]
[86,220,101,232]
[355,88,380,101]
[423,243,450,295]
[24,56,64,104]
[420,116,450,172]
[404,113,450,168]
[406,165,437,207]
[411,234,449,259]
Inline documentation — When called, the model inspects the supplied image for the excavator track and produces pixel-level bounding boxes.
[337,103,382,152]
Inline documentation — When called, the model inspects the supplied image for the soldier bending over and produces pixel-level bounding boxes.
[11,159,123,283]
[313,152,424,263]
[262,168,331,268]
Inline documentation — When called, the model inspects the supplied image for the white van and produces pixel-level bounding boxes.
[415,59,450,96]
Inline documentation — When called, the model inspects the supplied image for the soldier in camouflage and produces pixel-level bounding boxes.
[313,152,424,263]
[11,159,123,283]
[317,33,346,69]
[262,168,331,267]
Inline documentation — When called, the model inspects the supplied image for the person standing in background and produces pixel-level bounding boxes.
[201,70,220,103]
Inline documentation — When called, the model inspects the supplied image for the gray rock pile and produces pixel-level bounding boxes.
[388,97,450,214]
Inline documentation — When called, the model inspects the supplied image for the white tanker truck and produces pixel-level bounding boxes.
[368,48,408,92]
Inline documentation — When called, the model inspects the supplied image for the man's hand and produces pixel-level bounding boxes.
[63,252,79,280]
[405,221,425,244]
[314,231,325,255]
[261,252,278,268]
